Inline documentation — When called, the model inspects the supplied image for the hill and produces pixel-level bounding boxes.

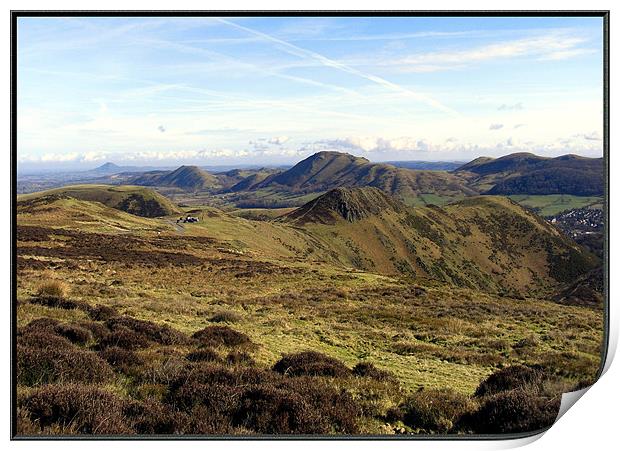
[17,185,180,218]
[285,187,405,224]
[284,189,597,293]
[455,153,604,196]
[249,151,476,199]
[130,165,219,191]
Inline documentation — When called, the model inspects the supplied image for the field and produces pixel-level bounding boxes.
[15,189,604,436]
[508,195,603,217]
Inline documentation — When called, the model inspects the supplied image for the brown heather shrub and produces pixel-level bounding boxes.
[106,316,192,346]
[17,345,114,386]
[88,304,119,321]
[16,407,40,436]
[99,347,145,375]
[192,325,252,347]
[232,385,325,434]
[352,362,396,382]
[36,279,68,299]
[30,296,89,311]
[210,311,242,323]
[53,323,92,345]
[97,328,153,351]
[226,351,256,366]
[19,384,131,434]
[400,388,476,433]
[273,351,351,377]
[186,348,221,363]
[474,365,544,398]
[76,321,110,341]
[17,330,74,350]
[22,317,60,331]
[456,389,560,434]
[123,399,185,434]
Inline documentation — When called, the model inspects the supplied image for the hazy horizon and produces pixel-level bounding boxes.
[18,16,604,168]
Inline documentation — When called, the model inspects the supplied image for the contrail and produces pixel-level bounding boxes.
[215,18,459,117]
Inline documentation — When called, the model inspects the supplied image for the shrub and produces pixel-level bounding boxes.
[30,295,90,311]
[36,279,68,299]
[17,330,73,350]
[17,345,115,386]
[273,351,351,378]
[22,318,60,331]
[474,365,544,398]
[123,399,184,434]
[192,326,252,347]
[210,311,242,323]
[186,348,221,363]
[226,351,256,366]
[106,316,191,346]
[53,323,92,345]
[352,362,396,382]
[456,389,560,434]
[88,304,119,321]
[19,384,130,434]
[100,347,145,375]
[77,321,110,341]
[97,328,153,351]
[232,385,325,434]
[400,388,475,433]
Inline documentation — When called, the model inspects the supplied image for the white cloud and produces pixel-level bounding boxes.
[489,124,504,130]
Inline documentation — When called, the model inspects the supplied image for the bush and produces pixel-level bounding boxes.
[22,318,60,331]
[352,362,396,382]
[456,389,560,434]
[226,351,256,366]
[123,399,184,434]
[36,279,68,299]
[17,330,74,350]
[475,365,544,398]
[97,328,153,351]
[106,316,191,346]
[192,326,252,347]
[17,345,115,386]
[88,304,119,321]
[400,388,475,433]
[210,311,242,323]
[77,321,110,341]
[30,296,89,311]
[273,351,351,378]
[54,323,92,345]
[186,348,221,363]
[232,385,325,434]
[19,384,130,434]
[100,347,145,375]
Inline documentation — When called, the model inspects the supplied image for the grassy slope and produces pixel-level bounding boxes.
[18,184,181,218]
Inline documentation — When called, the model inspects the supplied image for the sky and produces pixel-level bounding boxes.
[17,16,604,170]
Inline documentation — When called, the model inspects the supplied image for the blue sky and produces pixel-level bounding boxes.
[17,16,604,168]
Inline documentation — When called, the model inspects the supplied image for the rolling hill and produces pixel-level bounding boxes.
[129,165,219,191]
[455,153,604,196]
[248,151,476,199]
[283,187,598,294]
[17,185,180,218]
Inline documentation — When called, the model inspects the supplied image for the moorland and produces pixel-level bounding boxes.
[15,151,605,436]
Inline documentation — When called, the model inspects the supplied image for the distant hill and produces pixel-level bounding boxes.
[284,188,597,293]
[130,165,219,191]
[455,153,604,196]
[216,168,282,191]
[17,185,180,218]
[249,151,476,199]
